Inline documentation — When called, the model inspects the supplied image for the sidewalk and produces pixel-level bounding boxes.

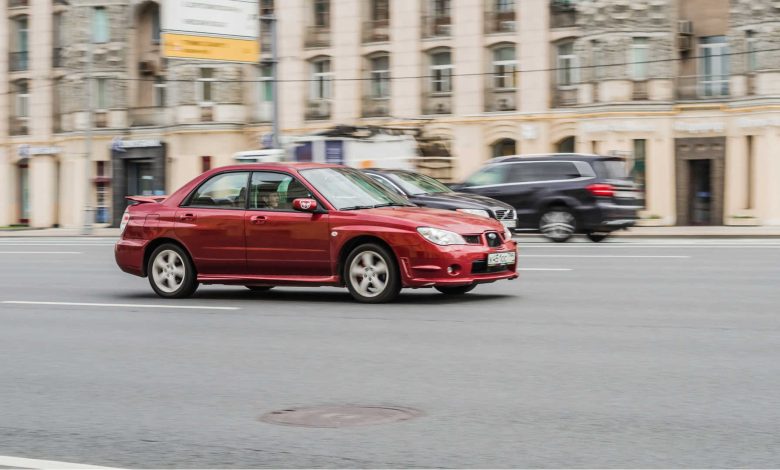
[2,226,780,238]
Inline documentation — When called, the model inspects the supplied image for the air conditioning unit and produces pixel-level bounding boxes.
[677,34,692,52]
[139,60,157,76]
[678,20,693,35]
[499,20,516,32]
[94,111,108,128]
[200,105,214,122]
[307,100,330,118]
[436,24,451,36]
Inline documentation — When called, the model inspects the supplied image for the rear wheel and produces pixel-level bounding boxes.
[147,244,198,298]
[435,284,476,295]
[245,286,274,292]
[539,207,576,243]
[344,243,401,303]
[586,232,610,243]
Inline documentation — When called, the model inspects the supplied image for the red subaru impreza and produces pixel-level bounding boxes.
[115,163,518,303]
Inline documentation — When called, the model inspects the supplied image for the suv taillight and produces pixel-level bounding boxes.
[119,209,130,235]
[586,183,614,198]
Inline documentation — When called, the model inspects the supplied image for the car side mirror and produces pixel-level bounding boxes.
[293,198,318,212]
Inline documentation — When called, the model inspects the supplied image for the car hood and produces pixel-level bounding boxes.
[409,191,513,210]
[355,206,506,234]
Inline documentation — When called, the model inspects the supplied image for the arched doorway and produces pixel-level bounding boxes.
[491,138,516,158]
[556,136,575,153]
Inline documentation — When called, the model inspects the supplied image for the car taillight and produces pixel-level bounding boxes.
[119,209,130,234]
[586,183,614,198]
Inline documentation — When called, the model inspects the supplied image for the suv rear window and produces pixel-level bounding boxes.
[593,159,629,180]
[508,162,581,183]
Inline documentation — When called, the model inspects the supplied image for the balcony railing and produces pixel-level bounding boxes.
[129,106,169,127]
[9,0,29,7]
[550,0,577,28]
[52,47,64,68]
[9,51,29,72]
[362,19,390,43]
[632,80,649,100]
[552,87,578,107]
[304,26,331,48]
[422,93,453,115]
[304,100,332,120]
[485,10,516,34]
[676,75,730,100]
[421,15,451,38]
[362,96,390,118]
[9,117,29,135]
[485,88,517,112]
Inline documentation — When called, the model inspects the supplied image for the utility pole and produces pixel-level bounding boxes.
[82,7,94,236]
[260,12,279,149]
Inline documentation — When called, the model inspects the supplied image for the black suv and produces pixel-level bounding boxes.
[454,154,640,242]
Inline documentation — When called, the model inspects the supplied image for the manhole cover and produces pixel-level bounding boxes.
[260,405,422,428]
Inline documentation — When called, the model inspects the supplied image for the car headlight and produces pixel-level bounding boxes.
[456,208,491,218]
[417,227,467,246]
[503,225,513,241]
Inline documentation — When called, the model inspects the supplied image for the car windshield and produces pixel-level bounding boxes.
[387,172,452,196]
[300,167,413,210]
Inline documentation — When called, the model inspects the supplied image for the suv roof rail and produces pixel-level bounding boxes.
[489,153,601,164]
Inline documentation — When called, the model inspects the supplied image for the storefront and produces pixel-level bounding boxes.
[110,139,166,227]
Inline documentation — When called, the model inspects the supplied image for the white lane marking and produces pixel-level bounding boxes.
[517,268,573,271]
[521,255,691,259]
[0,456,122,469]
[0,251,82,254]
[2,301,239,311]
[520,244,780,248]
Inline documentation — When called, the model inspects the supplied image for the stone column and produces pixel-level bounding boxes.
[518,0,551,113]
[389,0,422,117]
[0,150,12,226]
[452,0,483,115]
[30,0,53,137]
[277,0,305,131]
[723,134,747,223]
[29,154,58,228]
[332,0,362,122]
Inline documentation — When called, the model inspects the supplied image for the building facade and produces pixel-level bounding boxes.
[2,0,780,228]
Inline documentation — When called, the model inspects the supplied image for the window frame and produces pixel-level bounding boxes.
[629,37,650,81]
[310,57,333,100]
[197,67,216,105]
[492,46,517,90]
[313,0,330,28]
[369,54,391,98]
[430,50,453,94]
[372,0,389,22]
[556,42,579,88]
[181,171,252,210]
[92,6,109,43]
[495,0,514,12]
[746,30,758,72]
[94,77,109,110]
[15,80,29,118]
[248,171,324,213]
[697,36,729,97]
[153,76,166,107]
[13,15,29,52]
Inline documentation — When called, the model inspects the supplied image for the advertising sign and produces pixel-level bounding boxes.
[162,0,259,63]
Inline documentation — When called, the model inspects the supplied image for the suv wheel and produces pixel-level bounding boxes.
[539,207,576,243]
[586,232,610,243]
[148,244,198,298]
[345,243,401,303]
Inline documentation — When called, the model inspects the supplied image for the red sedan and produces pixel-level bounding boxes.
[115,163,518,303]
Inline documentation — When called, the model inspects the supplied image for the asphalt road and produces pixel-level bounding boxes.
[1,236,779,468]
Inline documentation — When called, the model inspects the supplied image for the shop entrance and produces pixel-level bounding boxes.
[675,137,724,226]
[126,159,156,196]
[111,142,166,227]
[17,159,29,224]
[688,159,712,225]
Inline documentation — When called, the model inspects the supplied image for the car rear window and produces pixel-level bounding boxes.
[592,159,629,180]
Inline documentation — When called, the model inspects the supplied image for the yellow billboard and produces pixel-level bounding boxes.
[162,33,259,63]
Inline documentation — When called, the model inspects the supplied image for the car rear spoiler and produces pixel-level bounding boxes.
[126,195,167,204]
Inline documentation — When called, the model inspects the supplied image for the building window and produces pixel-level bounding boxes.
[495,0,514,12]
[261,0,274,15]
[92,6,110,43]
[372,0,389,22]
[153,77,166,107]
[557,42,578,87]
[198,67,215,104]
[556,136,575,153]
[630,37,649,80]
[492,138,516,158]
[10,16,29,71]
[369,54,390,98]
[259,64,273,102]
[313,0,330,28]
[492,46,517,90]
[95,78,108,109]
[699,36,729,97]
[632,139,646,207]
[15,80,29,118]
[591,40,604,80]
[433,0,450,18]
[430,50,453,94]
[201,156,212,173]
[746,30,757,72]
[311,58,333,100]
[151,6,161,44]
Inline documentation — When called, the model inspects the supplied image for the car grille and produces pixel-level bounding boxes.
[463,235,482,245]
[471,260,510,274]
[493,208,516,221]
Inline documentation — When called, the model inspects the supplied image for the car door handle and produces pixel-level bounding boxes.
[249,215,268,225]
[179,213,196,222]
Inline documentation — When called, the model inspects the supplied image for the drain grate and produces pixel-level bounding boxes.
[260,405,422,428]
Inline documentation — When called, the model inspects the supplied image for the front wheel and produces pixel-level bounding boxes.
[435,284,476,295]
[539,207,576,243]
[344,243,401,303]
[586,232,610,243]
[147,243,198,298]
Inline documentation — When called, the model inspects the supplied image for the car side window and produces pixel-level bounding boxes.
[249,172,313,211]
[185,172,249,209]
[509,162,581,183]
[464,165,508,187]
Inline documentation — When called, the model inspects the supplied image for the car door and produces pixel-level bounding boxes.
[174,171,249,275]
[245,171,332,277]
[503,162,543,227]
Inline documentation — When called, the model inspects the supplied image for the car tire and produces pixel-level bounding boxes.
[586,232,610,243]
[435,284,476,295]
[344,243,401,303]
[147,243,198,299]
[246,285,274,292]
[539,207,576,243]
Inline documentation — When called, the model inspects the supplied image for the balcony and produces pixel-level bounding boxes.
[53,47,64,68]
[485,10,516,34]
[129,106,169,127]
[304,100,332,120]
[9,52,29,72]
[362,20,390,43]
[550,0,577,29]
[552,87,578,107]
[485,88,517,112]
[421,15,451,39]
[422,94,453,115]
[304,26,331,48]
[9,117,29,136]
[362,97,390,118]
[8,0,28,7]
[676,75,730,101]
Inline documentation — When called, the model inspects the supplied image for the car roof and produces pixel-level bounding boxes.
[206,162,343,173]
[363,168,417,175]
[489,153,617,164]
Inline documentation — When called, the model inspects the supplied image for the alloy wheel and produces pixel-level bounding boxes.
[348,250,389,298]
[540,209,576,242]
[151,249,186,293]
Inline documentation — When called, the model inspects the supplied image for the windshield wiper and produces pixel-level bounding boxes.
[339,205,376,211]
[370,203,410,208]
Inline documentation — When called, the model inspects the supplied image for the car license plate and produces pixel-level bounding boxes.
[501,220,516,229]
[615,190,635,199]
[487,251,516,266]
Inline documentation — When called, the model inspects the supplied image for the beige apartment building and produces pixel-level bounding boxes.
[2,0,780,228]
